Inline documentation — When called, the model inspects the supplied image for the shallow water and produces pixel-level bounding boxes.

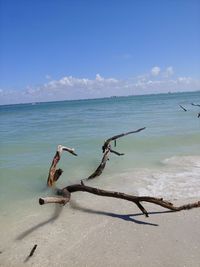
[0,91,200,219]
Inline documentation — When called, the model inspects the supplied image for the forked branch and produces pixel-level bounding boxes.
[39,184,200,217]
[42,129,200,219]
[86,127,146,180]
[47,145,77,187]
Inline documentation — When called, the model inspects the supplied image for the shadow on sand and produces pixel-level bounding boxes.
[70,200,174,227]
[16,200,175,241]
[16,204,63,241]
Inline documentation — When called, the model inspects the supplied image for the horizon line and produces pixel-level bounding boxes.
[0,89,199,107]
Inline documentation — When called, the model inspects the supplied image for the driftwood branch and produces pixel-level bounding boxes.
[87,149,110,180]
[191,102,200,107]
[42,129,200,220]
[179,105,187,112]
[86,127,145,180]
[39,184,200,217]
[24,244,37,262]
[102,127,146,153]
[28,245,37,257]
[47,145,77,187]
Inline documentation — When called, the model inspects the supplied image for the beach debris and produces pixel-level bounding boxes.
[39,128,200,218]
[28,244,37,257]
[87,127,145,180]
[40,184,200,218]
[191,102,200,107]
[179,105,187,112]
[24,244,37,262]
[102,127,145,153]
[87,149,110,180]
[47,145,77,187]
[198,112,200,118]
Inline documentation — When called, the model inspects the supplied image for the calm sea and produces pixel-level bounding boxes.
[0,91,200,219]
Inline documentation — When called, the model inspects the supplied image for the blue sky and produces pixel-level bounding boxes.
[0,0,200,104]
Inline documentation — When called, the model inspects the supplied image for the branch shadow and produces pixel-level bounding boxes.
[16,204,63,241]
[70,201,174,227]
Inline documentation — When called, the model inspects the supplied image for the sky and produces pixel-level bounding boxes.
[0,0,200,104]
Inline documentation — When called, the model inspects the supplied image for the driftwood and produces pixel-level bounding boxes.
[86,127,145,180]
[28,245,37,257]
[191,102,200,107]
[102,127,145,153]
[87,149,110,180]
[39,184,200,217]
[47,145,77,187]
[179,105,187,112]
[40,129,200,218]
[24,244,37,262]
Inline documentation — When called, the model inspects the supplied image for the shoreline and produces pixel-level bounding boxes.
[1,193,200,267]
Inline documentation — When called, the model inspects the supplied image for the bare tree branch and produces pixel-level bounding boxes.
[191,102,200,107]
[87,149,110,180]
[179,105,187,112]
[102,127,146,153]
[39,184,200,217]
[86,127,146,180]
[47,145,77,187]
[41,128,200,221]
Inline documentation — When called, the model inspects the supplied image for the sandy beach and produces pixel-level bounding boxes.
[0,191,200,267]
[1,0,200,265]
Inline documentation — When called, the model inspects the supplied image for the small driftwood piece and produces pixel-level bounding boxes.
[179,105,187,112]
[29,244,37,257]
[39,184,200,217]
[47,145,77,187]
[191,102,200,107]
[24,244,37,262]
[86,127,145,180]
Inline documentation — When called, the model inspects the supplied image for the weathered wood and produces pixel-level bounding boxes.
[87,148,110,180]
[39,188,71,205]
[39,184,200,217]
[41,129,200,221]
[47,145,77,187]
[86,127,145,180]
[191,102,200,107]
[28,245,37,257]
[102,127,146,153]
[109,148,124,156]
[179,105,187,112]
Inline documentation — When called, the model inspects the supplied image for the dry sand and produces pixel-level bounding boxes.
[0,192,200,267]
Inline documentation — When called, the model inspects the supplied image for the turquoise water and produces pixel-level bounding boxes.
[0,91,200,217]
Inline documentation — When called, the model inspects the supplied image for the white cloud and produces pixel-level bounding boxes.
[164,66,174,77]
[151,66,161,76]
[95,73,104,81]
[0,70,200,105]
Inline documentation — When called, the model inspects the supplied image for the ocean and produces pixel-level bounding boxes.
[0,91,200,222]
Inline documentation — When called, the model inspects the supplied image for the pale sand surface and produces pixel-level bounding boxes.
[0,193,200,267]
